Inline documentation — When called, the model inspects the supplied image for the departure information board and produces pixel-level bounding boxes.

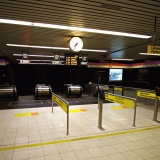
[65,54,79,65]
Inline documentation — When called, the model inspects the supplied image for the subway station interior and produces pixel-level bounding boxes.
[0,1,160,160]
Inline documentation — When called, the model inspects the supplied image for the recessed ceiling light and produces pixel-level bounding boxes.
[112,58,134,61]
[0,18,151,39]
[7,44,107,52]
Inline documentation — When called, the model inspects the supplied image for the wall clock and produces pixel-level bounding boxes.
[69,37,83,52]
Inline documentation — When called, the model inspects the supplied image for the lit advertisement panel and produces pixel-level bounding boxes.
[109,69,123,81]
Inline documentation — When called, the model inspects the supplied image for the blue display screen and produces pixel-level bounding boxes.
[109,69,123,81]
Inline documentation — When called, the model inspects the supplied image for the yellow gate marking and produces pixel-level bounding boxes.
[0,125,160,152]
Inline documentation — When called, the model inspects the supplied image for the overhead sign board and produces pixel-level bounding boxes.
[147,45,160,54]
[52,94,68,113]
[65,54,79,65]
[137,91,156,99]
[104,94,135,108]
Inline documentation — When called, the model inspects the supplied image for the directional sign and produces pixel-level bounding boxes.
[147,45,160,54]
[114,87,122,91]
[104,94,135,108]
[52,94,68,113]
[137,91,156,99]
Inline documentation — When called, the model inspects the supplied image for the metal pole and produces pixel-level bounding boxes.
[122,87,124,96]
[66,105,69,135]
[52,97,53,113]
[135,89,138,102]
[153,17,157,46]
[98,91,100,109]
[98,98,104,130]
[145,98,147,105]
[133,100,137,127]
[153,97,159,121]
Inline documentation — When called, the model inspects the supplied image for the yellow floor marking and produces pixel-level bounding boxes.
[15,112,39,117]
[111,106,124,110]
[0,125,160,152]
[69,109,87,113]
[111,105,134,110]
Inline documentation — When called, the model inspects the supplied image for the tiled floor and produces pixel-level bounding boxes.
[0,102,160,160]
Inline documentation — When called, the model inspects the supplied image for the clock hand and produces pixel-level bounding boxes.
[75,43,78,47]
[74,43,78,49]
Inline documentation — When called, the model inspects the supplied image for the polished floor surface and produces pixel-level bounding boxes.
[0,100,160,160]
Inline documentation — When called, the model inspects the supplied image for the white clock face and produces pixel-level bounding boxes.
[69,37,83,52]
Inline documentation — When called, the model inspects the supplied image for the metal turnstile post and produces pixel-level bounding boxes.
[153,97,159,121]
[52,97,53,113]
[98,98,105,130]
[98,91,100,109]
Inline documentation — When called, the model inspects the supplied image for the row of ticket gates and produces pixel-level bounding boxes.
[0,83,109,100]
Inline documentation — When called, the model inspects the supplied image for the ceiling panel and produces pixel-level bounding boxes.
[0,0,160,63]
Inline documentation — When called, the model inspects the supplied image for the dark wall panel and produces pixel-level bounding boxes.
[0,66,6,85]
[14,65,89,95]
[13,64,160,96]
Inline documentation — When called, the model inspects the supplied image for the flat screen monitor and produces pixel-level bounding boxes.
[109,69,123,81]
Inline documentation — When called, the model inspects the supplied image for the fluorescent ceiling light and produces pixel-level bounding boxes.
[19,62,64,65]
[7,44,69,50]
[8,44,107,52]
[14,54,54,57]
[30,60,52,62]
[0,19,32,26]
[139,53,160,56]
[16,59,53,62]
[112,58,134,61]
[81,49,106,52]
[29,55,55,57]
[0,18,151,38]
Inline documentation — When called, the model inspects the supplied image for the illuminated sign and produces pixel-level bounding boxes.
[65,54,79,65]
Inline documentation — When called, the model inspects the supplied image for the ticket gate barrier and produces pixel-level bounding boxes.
[0,85,18,100]
[35,84,52,99]
[114,86,124,95]
[98,85,109,109]
[98,91,137,130]
[52,92,69,135]
[109,85,124,96]
[136,89,160,122]
[63,84,83,97]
